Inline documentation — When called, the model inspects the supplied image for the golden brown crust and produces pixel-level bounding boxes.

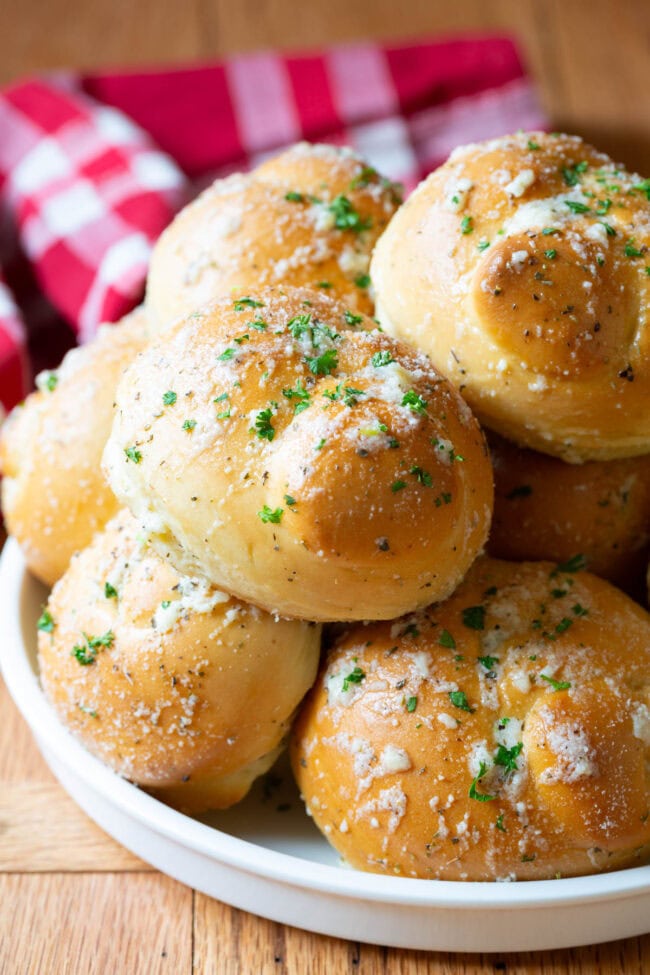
[291,557,650,881]
[0,309,148,586]
[487,433,650,593]
[38,510,321,812]
[371,132,650,462]
[145,143,401,330]
[104,286,493,621]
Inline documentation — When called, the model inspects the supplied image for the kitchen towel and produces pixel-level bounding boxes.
[0,35,545,411]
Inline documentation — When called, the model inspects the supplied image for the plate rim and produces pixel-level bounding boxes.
[2,535,650,912]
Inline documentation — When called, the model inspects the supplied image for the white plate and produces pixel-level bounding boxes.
[1,537,649,953]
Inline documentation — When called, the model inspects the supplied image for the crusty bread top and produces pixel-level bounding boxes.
[146,142,402,330]
[0,308,148,586]
[38,509,321,811]
[105,286,493,621]
[292,556,650,881]
[371,132,650,462]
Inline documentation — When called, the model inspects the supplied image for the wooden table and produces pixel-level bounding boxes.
[1,0,649,971]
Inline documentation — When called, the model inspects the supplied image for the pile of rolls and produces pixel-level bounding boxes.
[1,134,649,882]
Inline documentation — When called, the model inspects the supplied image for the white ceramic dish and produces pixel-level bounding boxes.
[1,537,649,953]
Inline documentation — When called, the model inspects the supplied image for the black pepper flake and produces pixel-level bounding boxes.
[618,365,635,382]
[376,537,390,551]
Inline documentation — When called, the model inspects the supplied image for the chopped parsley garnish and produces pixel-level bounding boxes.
[214,392,230,419]
[124,446,142,464]
[341,386,364,406]
[494,742,523,773]
[544,249,557,260]
[462,605,486,630]
[391,479,407,493]
[182,419,197,432]
[624,240,644,258]
[162,390,177,406]
[250,319,267,331]
[218,348,235,361]
[449,690,474,713]
[477,655,499,671]
[44,372,58,392]
[285,191,304,202]
[406,696,418,713]
[495,814,506,832]
[258,505,283,524]
[572,603,589,617]
[344,310,363,326]
[565,200,590,214]
[410,466,433,487]
[104,582,118,599]
[323,384,365,406]
[284,494,297,506]
[401,389,427,414]
[355,273,371,288]
[350,165,378,189]
[286,313,313,339]
[540,673,571,692]
[78,705,98,718]
[307,349,338,376]
[234,333,250,345]
[469,762,496,802]
[542,227,559,235]
[342,666,366,692]
[316,281,332,289]
[506,484,532,500]
[527,139,540,150]
[632,179,650,200]
[314,438,326,451]
[234,297,264,311]
[555,554,586,573]
[439,629,456,649]
[477,239,490,252]
[71,630,114,666]
[562,161,588,186]
[282,380,311,414]
[599,221,616,237]
[371,350,394,367]
[328,195,371,233]
[460,215,474,235]
[254,408,276,441]
[37,609,54,633]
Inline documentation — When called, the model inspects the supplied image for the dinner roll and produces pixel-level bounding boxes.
[371,132,650,462]
[488,433,650,594]
[146,142,402,330]
[104,286,493,621]
[0,309,148,586]
[292,556,650,881]
[38,509,321,812]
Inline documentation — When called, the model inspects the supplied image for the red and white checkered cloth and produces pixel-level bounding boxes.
[0,35,545,412]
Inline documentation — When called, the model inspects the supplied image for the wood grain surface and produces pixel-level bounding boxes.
[1,0,649,971]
